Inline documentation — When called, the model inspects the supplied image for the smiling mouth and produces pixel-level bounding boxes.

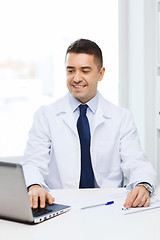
[73,85,86,89]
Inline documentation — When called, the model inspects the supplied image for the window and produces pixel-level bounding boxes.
[0,0,118,157]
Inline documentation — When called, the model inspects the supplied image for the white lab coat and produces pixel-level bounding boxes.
[22,93,156,190]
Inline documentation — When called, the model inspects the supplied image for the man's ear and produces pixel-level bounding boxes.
[98,67,105,82]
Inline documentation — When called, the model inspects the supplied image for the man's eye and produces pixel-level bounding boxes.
[82,70,89,74]
[67,69,74,73]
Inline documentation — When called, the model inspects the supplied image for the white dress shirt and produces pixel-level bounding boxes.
[69,92,99,187]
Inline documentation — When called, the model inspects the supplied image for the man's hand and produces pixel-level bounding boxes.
[124,185,150,209]
[28,185,55,209]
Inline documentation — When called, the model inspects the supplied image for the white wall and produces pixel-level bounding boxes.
[119,0,156,168]
[155,0,160,183]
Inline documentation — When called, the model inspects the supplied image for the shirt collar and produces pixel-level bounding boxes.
[69,91,99,114]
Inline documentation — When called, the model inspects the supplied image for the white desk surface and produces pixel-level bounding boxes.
[1,187,160,240]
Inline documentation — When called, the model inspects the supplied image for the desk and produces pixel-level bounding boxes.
[1,188,160,240]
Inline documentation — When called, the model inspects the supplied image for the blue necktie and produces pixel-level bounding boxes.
[77,104,94,188]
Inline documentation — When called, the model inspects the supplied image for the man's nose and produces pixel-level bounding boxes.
[74,72,82,82]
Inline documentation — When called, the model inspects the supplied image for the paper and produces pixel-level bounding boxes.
[122,196,160,215]
[78,191,128,216]
[79,190,160,216]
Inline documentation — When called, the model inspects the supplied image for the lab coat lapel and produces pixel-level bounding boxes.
[62,112,78,135]
[56,94,78,136]
[92,94,112,134]
[92,105,104,134]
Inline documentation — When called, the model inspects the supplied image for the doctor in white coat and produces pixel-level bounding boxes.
[22,39,156,209]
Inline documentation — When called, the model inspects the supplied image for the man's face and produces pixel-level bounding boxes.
[66,53,105,103]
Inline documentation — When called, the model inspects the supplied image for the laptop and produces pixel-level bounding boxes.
[0,161,70,224]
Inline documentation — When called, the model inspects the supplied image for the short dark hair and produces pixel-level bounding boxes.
[65,39,103,70]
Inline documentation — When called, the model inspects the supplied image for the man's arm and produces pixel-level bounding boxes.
[120,109,156,205]
[22,106,53,193]
[28,185,55,209]
[124,185,150,208]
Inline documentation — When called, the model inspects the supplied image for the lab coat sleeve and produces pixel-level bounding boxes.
[22,106,51,190]
[119,109,157,190]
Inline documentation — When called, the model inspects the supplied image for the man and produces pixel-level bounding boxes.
[22,39,156,210]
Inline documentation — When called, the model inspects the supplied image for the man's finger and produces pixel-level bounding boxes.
[131,192,145,207]
[124,189,138,208]
[136,196,147,207]
[28,191,33,208]
[32,189,39,209]
[46,192,55,205]
[143,197,150,207]
[136,194,150,207]
[132,186,150,207]
[39,189,46,208]
[124,186,150,208]
[28,187,55,208]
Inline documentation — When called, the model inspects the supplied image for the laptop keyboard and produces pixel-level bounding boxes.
[32,207,52,217]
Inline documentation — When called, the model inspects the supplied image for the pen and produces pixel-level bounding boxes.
[81,201,114,210]
[122,207,128,210]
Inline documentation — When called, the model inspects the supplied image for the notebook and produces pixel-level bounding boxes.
[0,161,70,224]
